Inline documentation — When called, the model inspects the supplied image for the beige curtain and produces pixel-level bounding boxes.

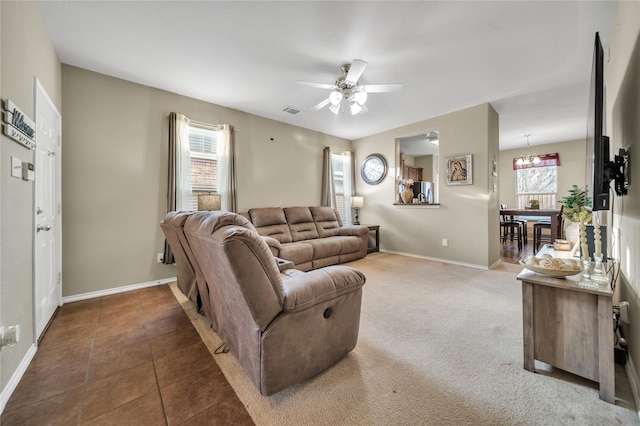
[321,146,336,207]
[163,113,179,264]
[218,124,237,212]
[349,151,357,198]
[344,151,355,224]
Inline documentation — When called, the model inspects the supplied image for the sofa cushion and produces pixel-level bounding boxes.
[284,207,320,242]
[278,241,314,266]
[310,206,341,237]
[308,238,342,259]
[335,235,363,254]
[249,208,292,243]
[281,265,365,313]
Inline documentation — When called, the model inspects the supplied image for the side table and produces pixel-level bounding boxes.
[517,246,614,403]
[365,225,379,253]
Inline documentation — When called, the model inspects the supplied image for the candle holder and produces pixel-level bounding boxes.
[591,254,609,285]
[579,258,598,288]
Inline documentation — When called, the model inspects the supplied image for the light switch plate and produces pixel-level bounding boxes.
[11,156,22,178]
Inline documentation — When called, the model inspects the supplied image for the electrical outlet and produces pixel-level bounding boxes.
[442,239,448,247]
[0,325,20,348]
[620,301,630,323]
[157,253,164,263]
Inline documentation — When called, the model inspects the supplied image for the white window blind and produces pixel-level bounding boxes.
[186,124,218,210]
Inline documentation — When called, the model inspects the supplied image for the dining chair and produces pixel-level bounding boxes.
[533,206,564,253]
[500,205,523,250]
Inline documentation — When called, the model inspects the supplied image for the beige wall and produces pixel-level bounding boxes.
[607,0,640,387]
[353,103,500,268]
[0,1,62,391]
[499,139,587,210]
[61,65,351,297]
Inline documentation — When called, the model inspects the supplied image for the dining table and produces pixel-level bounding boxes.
[500,208,563,243]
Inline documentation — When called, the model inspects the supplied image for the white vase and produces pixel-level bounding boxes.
[565,222,579,244]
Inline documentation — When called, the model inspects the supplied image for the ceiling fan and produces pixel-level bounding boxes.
[297,59,403,115]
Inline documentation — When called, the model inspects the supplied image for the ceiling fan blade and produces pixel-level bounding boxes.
[309,97,331,111]
[361,83,403,93]
[346,59,367,83]
[297,80,337,90]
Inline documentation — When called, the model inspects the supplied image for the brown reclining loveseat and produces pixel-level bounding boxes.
[162,211,366,395]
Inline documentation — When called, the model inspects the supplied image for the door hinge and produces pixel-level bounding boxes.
[58,272,62,285]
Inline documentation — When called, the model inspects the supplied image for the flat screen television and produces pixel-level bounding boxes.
[586,32,629,210]
[586,32,610,211]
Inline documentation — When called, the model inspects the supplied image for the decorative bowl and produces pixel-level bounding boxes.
[518,260,582,278]
[553,239,572,251]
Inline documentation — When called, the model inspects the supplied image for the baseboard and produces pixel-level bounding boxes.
[62,277,176,304]
[625,354,640,420]
[380,249,489,270]
[488,259,504,270]
[0,343,37,415]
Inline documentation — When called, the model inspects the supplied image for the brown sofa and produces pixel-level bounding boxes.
[179,211,366,396]
[247,206,369,271]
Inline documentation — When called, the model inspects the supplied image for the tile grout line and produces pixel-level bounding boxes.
[76,298,102,425]
[141,289,171,426]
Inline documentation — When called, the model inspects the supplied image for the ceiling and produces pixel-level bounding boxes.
[38,1,616,151]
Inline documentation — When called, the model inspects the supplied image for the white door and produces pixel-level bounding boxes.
[34,79,62,339]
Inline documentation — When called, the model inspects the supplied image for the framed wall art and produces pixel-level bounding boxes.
[446,154,472,185]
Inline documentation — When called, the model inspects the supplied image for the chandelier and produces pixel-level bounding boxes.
[516,134,540,166]
[328,69,368,115]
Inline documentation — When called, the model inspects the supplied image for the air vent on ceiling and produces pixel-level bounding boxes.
[282,106,301,115]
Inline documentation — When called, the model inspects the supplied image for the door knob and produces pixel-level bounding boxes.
[37,225,52,232]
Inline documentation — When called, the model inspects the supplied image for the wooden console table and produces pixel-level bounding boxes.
[517,249,614,403]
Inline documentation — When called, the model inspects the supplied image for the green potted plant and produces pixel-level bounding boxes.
[559,185,592,223]
[559,185,592,243]
[528,199,540,209]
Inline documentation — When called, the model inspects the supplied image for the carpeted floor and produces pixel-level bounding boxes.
[171,252,640,425]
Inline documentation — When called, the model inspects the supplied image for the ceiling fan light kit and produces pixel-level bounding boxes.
[298,59,402,116]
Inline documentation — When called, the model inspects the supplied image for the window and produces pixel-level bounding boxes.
[331,152,353,224]
[516,166,557,209]
[185,124,218,210]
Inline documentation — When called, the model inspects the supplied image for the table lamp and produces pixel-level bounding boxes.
[351,196,364,225]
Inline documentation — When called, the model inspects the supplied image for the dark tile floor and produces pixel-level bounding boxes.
[1,285,254,425]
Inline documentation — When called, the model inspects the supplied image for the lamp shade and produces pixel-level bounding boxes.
[351,196,364,208]
[197,193,222,211]
[329,90,343,105]
[354,90,368,106]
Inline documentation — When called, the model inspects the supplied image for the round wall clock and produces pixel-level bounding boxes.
[361,153,388,185]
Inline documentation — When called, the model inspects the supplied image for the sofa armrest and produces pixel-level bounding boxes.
[338,225,368,237]
[262,236,282,256]
[275,257,295,272]
[281,266,365,313]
